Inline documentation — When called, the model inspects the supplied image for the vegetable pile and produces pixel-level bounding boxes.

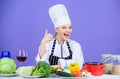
[16,61,52,77]
[68,62,91,77]
[0,58,16,74]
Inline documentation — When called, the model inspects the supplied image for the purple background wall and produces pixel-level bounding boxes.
[0,0,120,67]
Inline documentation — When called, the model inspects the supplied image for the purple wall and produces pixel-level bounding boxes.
[0,0,120,67]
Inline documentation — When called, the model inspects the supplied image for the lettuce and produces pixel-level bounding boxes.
[0,58,16,74]
[15,66,35,76]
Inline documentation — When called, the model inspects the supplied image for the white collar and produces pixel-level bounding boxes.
[53,38,70,45]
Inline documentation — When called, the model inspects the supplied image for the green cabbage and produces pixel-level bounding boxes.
[0,58,16,74]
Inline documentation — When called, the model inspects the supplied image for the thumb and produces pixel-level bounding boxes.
[44,29,48,36]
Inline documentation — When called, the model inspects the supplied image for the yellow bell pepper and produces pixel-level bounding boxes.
[68,62,81,74]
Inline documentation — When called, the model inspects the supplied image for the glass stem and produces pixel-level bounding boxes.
[21,62,23,66]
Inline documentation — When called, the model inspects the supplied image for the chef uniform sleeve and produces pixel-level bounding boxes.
[35,43,51,64]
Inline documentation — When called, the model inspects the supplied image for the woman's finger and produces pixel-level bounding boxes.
[44,29,48,36]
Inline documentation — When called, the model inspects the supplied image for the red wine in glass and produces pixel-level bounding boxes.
[16,50,27,66]
[16,56,27,62]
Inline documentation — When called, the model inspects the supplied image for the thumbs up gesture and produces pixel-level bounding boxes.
[41,29,53,43]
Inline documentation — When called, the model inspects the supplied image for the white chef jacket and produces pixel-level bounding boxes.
[35,38,84,68]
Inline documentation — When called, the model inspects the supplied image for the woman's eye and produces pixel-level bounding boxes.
[62,27,66,29]
[69,27,72,29]
[62,26,72,29]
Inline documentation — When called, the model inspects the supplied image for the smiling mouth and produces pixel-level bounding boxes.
[64,33,70,37]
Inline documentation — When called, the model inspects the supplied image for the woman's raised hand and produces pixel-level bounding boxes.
[41,29,53,43]
[39,29,53,58]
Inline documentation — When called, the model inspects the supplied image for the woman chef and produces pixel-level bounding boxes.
[35,4,84,68]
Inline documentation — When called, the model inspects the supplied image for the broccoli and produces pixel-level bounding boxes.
[31,61,51,77]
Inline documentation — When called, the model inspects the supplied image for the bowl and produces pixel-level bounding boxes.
[83,62,105,76]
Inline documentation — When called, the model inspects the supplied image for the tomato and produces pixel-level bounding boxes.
[80,69,88,73]
[73,71,82,77]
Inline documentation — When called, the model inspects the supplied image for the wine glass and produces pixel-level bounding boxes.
[16,50,27,66]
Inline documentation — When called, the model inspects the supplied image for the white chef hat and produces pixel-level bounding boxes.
[49,4,71,29]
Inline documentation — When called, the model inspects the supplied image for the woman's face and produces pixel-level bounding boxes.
[55,24,72,41]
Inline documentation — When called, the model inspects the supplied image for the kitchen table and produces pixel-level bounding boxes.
[0,74,120,79]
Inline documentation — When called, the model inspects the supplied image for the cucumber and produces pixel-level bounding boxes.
[56,71,73,77]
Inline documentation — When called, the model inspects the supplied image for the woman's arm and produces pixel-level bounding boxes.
[39,29,53,58]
